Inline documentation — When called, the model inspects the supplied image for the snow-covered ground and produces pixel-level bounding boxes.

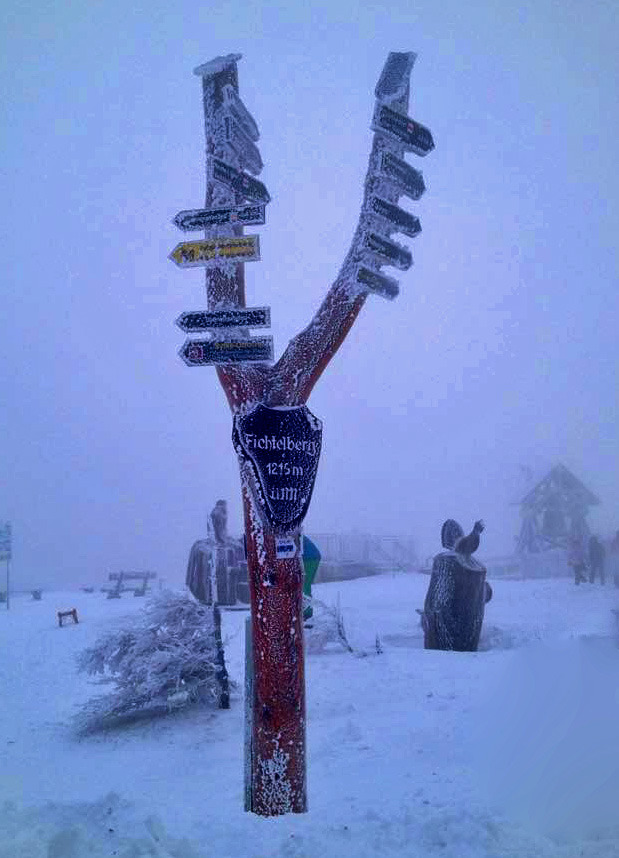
[1,572,618,857]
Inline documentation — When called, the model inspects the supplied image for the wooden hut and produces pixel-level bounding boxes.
[515,463,599,553]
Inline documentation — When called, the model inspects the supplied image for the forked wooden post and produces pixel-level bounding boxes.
[171,52,433,815]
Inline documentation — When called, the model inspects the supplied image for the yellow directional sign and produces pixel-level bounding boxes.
[169,235,260,268]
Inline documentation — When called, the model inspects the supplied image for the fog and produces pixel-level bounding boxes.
[1,0,617,589]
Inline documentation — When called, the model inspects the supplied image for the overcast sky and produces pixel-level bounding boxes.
[1,0,617,588]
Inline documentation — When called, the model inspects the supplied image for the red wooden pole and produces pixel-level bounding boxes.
[175,51,431,815]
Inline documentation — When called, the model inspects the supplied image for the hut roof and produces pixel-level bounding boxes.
[518,462,600,510]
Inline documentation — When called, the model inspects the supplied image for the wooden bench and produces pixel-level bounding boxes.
[57,608,78,627]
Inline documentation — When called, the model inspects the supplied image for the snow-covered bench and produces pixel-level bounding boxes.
[57,608,78,627]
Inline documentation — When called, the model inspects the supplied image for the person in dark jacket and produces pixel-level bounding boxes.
[588,535,606,585]
[568,535,588,585]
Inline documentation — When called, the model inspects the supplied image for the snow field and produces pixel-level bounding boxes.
[0,573,618,857]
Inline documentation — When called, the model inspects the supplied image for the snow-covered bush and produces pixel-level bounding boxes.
[304,597,354,654]
[76,591,232,730]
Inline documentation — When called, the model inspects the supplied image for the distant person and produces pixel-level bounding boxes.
[302,535,321,622]
[568,535,588,585]
[588,535,606,585]
[610,530,619,588]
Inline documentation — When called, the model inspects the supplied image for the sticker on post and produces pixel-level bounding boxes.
[275,537,299,560]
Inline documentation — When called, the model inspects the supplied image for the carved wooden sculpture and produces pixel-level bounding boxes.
[422,520,491,652]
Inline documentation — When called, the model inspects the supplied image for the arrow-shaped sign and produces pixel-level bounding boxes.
[213,158,271,203]
[176,306,271,332]
[379,152,425,201]
[369,197,422,238]
[173,203,265,232]
[224,115,263,175]
[169,235,260,268]
[222,84,260,141]
[372,104,435,156]
[374,52,416,101]
[179,336,274,365]
[364,232,412,270]
[356,266,399,300]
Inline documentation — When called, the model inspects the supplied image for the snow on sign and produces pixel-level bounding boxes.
[0,522,11,561]
[222,84,259,141]
[212,158,271,203]
[364,232,412,270]
[370,197,422,238]
[372,104,435,156]
[224,115,263,175]
[374,51,416,101]
[356,266,399,299]
[179,337,273,365]
[169,236,260,268]
[173,204,265,231]
[176,306,270,332]
[379,152,425,201]
[232,405,323,532]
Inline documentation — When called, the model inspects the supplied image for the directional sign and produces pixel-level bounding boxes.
[356,266,399,300]
[379,152,425,201]
[224,115,263,175]
[232,404,323,531]
[179,336,274,366]
[0,522,11,561]
[375,52,416,101]
[176,306,271,332]
[364,232,412,270]
[169,235,260,268]
[369,196,422,238]
[372,104,435,156]
[213,158,271,203]
[222,84,260,141]
[173,203,265,232]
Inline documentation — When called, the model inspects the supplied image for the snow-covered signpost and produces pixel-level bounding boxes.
[0,522,11,611]
[170,51,433,815]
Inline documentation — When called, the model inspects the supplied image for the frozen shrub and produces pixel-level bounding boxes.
[76,591,231,729]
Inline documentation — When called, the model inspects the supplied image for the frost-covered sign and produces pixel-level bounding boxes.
[173,204,265,231]
[0,522,11,561]
[176,307,270,332]
[356,266,399,299]
[379,152,425,201]
[212,158,271,203]
[223,116,263,175]
[370,196,422,238]
[179,336,273,365]
[233,405,322,531]
[169,236,260,268]
[372,104,435,156]
[364,232,412,270]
